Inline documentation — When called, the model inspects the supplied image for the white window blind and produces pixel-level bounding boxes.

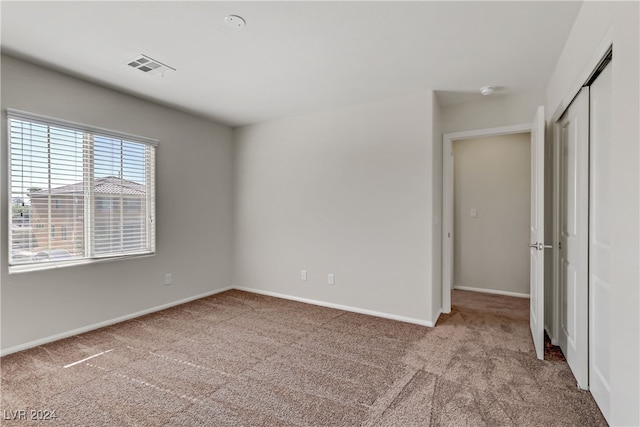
[8,109,156,272]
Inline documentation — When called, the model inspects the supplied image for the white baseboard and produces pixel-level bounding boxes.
[431,308,442,326]
[2,285,437,356]
[234,286,436,327]
[453,286,530,299]
[0,286,233,357]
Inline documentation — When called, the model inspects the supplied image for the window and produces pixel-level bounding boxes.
[8,109,156,272]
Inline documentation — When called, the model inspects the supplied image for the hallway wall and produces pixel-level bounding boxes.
[453,133,530,296]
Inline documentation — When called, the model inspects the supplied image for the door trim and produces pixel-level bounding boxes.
[442,123,532,313]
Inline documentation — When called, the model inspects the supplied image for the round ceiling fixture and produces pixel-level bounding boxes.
[225,15,246,29]
[480,86,496,96]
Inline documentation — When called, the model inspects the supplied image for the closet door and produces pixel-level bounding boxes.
[558,87,589,389]
[589,62,612,420]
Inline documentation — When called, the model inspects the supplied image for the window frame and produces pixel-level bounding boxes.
[7,108,157,274]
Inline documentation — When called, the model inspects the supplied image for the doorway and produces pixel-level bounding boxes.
[452,133,531,296]
[442,123,531,313]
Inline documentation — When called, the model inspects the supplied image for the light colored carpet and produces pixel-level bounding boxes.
[0,289,606,426]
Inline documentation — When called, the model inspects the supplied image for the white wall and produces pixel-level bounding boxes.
[453,133,530,295]
[0,55,234,353]
[546,2,640,425]
[440,89,545,134]
[233,92,436,324]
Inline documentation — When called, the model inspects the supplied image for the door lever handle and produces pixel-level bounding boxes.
[529,242,553,251]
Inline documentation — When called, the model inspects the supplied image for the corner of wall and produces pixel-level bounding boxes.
[431,93,443,318]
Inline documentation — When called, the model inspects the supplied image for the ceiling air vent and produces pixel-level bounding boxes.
[126,54,175,76]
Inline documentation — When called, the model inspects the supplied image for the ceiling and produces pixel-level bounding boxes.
[1,1,582,127]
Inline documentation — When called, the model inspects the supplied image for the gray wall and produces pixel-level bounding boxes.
[1,55,234,353]
[233,92,438,324]
[453,133,530,295]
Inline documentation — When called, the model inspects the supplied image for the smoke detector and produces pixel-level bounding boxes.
[126,54,176,76]
[480,86,496,96]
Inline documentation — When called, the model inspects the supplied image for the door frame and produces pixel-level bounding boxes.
[442,123,532,313]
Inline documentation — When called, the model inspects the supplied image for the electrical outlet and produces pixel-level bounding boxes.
[301,270,307,281]
[164,273,172,286]
[328,273,335,285]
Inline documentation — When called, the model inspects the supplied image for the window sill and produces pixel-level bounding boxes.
[8,252,155,274]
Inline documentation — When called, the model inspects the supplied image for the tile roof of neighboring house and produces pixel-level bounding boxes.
[29,176,145,196]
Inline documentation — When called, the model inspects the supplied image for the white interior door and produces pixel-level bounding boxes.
[529,105,545,360]
[589,62,612,418]
[558,87,589,389]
